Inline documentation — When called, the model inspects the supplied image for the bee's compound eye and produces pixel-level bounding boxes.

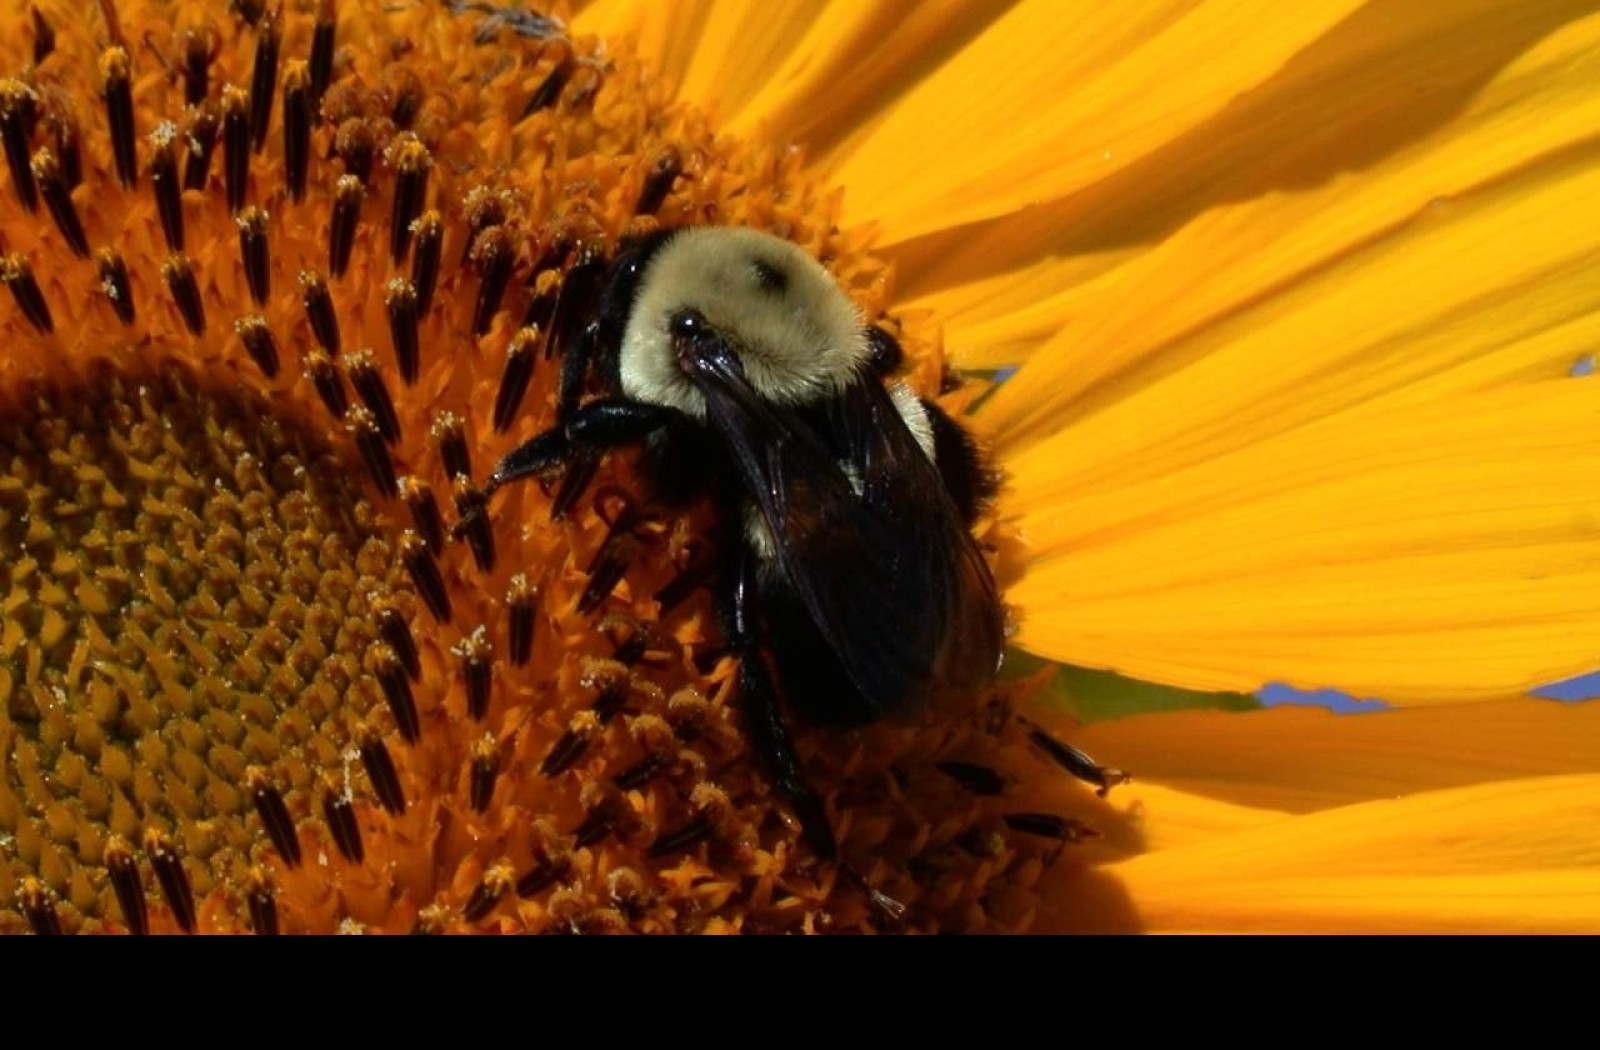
[866,325,903,375]
[670,309,708,341]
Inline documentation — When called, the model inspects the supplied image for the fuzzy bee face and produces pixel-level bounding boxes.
[619,227,871,418]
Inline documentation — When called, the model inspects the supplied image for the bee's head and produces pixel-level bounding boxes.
[619,227,870,417]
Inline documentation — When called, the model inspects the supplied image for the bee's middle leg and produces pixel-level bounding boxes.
[722,544,838,860]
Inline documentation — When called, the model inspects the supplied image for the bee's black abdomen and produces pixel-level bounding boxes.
[760,575,904,727]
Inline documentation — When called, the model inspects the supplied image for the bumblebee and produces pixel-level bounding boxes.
[484,227,1004,856]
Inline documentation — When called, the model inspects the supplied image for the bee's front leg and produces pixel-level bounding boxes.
[483,398,679,519]
[481,428,569,495]
[550,399,678,519]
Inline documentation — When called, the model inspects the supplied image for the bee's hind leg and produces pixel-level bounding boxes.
[723,545,838,860]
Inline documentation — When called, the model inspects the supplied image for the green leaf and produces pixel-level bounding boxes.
[1001,650,1261,723]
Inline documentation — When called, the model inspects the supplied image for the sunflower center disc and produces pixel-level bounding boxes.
[0,361,411,933]
[0,1,1087,935]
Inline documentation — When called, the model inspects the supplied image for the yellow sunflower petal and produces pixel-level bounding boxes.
[1040,776,1600,933]
[1006,381,1600,703]
[981,15,1600,457]
[818,0,1366,241]
[1066,699,1600,814]
[573,0,827,119]
[574,0,1007,142]
[899,2,1600,370]
[570,0,719,89]
[1023,779,1287,859]
[722,1,1014,150]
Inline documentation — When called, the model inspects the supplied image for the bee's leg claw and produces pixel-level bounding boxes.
[486,428,570,493]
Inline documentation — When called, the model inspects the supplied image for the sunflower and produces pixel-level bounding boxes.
[0,0,1595,935]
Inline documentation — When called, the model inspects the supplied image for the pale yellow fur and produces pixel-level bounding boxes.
[619,228,871,417]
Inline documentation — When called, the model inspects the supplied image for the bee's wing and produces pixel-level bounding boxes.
[826,377,1005,698]
[689,345,1002,713]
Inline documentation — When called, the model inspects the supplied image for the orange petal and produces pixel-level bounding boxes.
[1041,775,1600,933]
[1004,381,1600,703]
[1067,698,1600,814]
